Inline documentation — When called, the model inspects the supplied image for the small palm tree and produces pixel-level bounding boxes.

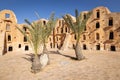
[41,13,57,53]
[17,19,43,73]
[17,13,57,73]
[40,13,57,64]
[62,10,92,60]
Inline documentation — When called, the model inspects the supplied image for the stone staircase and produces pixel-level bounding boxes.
[60,33,71,50]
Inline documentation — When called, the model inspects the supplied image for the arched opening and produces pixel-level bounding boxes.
[5,13,10,18]
[96,33,100,40]
[74,34,77,40]
[96,44,100,50]
[110,46,116,51]
[57,44,59,48]
[84,26,86,31]
[24,36,27,42]
[83,44,87,50]
[109,17,113,26]
[109,31,114,40]
[65,27,67,32]
[8,46,13,51]
[73,44,75,49]
[50,43,52,48]
[18,44,21,48]
[8,35,11,41]
[6,24,10,31]
[83,14,86,19]
[83,35,86,40]
[25,45,29,51]
[96,22,100,28]
[43,21,46,25]
[23,27,27,31]
[96,11,100,18]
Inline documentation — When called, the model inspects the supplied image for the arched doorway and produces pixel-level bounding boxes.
[8,46,13,51]
[96,44,100,50]
[25,45,29,51]
[110,46,116,51]
[83,44,87,50]
[50,43,52,48]
[109,31,114,40]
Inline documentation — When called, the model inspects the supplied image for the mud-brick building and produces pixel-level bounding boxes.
[49,6,120,52]
[80,6,120,51]
[0,6,120,55]
[0,10,33,55]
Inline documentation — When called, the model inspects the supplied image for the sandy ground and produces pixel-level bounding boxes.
[0,49,120,80]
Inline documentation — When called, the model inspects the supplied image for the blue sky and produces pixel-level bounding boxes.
[0,0,119,24]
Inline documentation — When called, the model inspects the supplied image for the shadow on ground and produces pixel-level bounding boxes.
[22,53,42,63]
[22,50,77,62]
[49,50,77,60]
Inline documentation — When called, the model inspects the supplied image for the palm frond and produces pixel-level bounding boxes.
[63,10,92,41]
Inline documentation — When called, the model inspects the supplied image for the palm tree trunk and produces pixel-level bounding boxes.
[31,55,41,73]
[43,42,50,65]
[75,41,85,60]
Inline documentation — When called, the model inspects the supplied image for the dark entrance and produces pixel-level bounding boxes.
[96,44,100,50]
[25,45,29,51]
[109,32,114,40]
[110,46,116,51]
[50,43,52,48]
[83,44,87,50]
[8,46,13,51]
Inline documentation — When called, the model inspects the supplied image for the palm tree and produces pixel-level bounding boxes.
[40,13,57,64]
[16,13,57,73]
[62,10,92,60]
[17,19,43,73]
[41,13,57,53]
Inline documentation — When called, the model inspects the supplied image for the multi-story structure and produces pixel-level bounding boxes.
[49,6,120,52]
[0,6,120,55]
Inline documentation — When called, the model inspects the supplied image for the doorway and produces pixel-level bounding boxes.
[110,46,116,51]
[96,44,100,50]
[8,46,13,51]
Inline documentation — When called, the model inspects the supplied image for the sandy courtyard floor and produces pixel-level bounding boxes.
[0,49,120,80]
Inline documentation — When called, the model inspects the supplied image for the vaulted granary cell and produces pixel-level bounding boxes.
[8,35,11,41]
[57,43,59,48]
[50,43,52,48]
[83,35,86,40]
[8,46,13,51]
[65,27,67,32]
[83,14,86,19]
[25,45,29,51]
[109,17,113,26]
[109,31,114,40]
[96,44,100,50]
[18,44,21,48]
[23,27,27,31]
[96,10,100,18]
[43,21,46,25]
[83,44,87,50]
[110,45,116,51]
[6,24,10,31]
[96,22,100,28]
[96,33,100,40]
[74,34,77,40]
[24,36,27,42]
